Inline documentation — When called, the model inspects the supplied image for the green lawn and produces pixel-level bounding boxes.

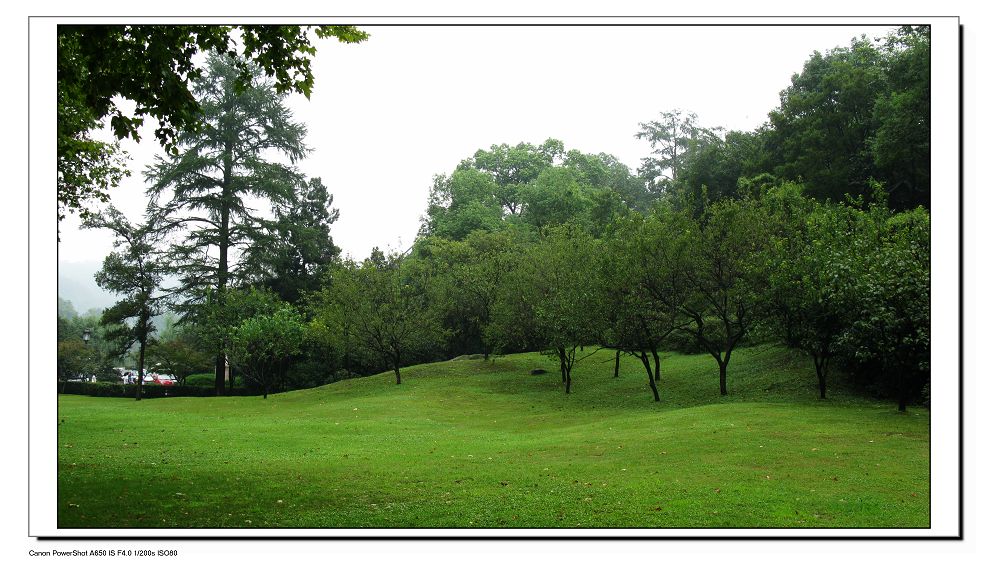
[57,345,930,528]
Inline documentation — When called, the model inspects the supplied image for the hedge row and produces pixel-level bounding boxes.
[184,373,216,387]
[57,382,263,398]
[185,372,250,387]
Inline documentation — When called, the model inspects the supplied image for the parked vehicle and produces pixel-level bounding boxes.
[69,375,97,383]
[151,373,177,386]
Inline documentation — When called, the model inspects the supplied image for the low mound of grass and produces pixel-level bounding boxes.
[57,345,929,528]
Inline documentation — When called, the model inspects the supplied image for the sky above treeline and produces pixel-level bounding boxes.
[57,25,898,274]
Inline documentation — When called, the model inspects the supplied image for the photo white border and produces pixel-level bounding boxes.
[28,15,962,539]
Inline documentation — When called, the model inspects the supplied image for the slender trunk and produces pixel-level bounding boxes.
[558,346,567,385]
[564,346,576,394]
[813,353,828,399]
[394,353,402,385]
[137,340,146,402]
[215,138,233,396]
[650,347,662,401]
[613,350,621,378]
[343,328,351,374]
[898,386,908,412]
[639,352,659,402]
[718,358,728,396]
[214,355,226,396]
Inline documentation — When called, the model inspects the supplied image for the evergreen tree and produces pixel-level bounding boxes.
[81,206,168,400]
[147,54,310,395]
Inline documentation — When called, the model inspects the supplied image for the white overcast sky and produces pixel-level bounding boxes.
[57,25,898,268]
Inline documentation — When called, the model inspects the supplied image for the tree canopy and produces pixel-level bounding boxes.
[68,27,931,412]
[57,24,368,221]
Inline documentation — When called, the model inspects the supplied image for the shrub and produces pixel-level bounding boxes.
[183,372,249,388]
[57,381,266,398]
[184,373,216,387]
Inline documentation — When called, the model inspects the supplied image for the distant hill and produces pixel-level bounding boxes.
[58,261,179,336]
[57,260,120,314]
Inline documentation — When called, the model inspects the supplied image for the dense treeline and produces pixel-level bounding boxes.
[66,27,931,410]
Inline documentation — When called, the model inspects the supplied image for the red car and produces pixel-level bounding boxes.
[150,374,177,386]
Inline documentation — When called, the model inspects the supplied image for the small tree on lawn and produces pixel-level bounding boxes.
[420,229,525,359]
[834,199,930,411]
[57,339,93,382]
[680,198,772,396]
[82,206,168,400]
[603,211,691,401]
[187,287,282,392]
[763,186,846,399]
[334,252,446,385]
[491,224,604,394]
[229,306,305,398]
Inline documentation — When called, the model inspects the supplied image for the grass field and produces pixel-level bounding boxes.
[57,345,930,528]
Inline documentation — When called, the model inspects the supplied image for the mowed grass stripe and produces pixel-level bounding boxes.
[57,345,929,528]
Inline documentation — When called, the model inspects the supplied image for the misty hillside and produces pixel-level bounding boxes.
[57,260,120,314]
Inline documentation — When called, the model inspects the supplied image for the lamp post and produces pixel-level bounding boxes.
[82,328,93,382]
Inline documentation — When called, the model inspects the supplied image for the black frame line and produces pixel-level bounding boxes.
[34,16,962,542]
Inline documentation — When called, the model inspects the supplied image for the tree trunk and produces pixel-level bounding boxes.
[215,138,233,396]
[344,339,351,374]
[214,354,226,396]
[650,348,662,402]
[394,354,402,385]
[136,340,146,401]
[613,350,621,378]
[898,386,908,412]
[558,346,567,385]
[563,346,575,394]
[813,353,828,399]
[718,359,728,396]
[639,352,659,402]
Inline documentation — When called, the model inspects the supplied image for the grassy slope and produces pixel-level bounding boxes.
[57,345,930,528]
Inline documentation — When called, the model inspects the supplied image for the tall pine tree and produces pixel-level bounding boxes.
[146,54,310,395]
